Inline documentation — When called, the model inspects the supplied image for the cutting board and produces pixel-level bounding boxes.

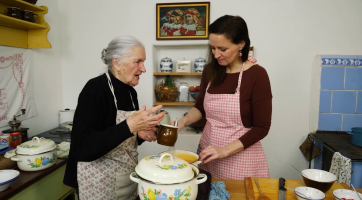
[245,177,350,200]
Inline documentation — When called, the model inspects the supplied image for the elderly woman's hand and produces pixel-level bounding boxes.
[138,130,157,142]
[126,105,164,133]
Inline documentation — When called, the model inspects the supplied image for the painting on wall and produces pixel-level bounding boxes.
[156,2,210,40]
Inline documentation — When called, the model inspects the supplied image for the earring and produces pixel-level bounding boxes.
[239,49,242,57]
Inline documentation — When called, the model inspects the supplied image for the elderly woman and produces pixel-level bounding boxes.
[180,8,206,36]
[63,36,164,200]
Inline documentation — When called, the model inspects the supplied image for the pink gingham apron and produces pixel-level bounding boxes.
[77,72,138,200]
[198,62,269,180]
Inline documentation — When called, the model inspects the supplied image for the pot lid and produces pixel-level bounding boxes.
[135,153,194,184]
[16,137,56,155]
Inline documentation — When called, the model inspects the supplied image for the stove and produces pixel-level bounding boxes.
[31,127,68,144]
[197,168,212,200]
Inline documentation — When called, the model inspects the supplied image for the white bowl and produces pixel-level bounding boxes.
[0,170,20,192]
[333,189,362,200]
[294,186,326,200]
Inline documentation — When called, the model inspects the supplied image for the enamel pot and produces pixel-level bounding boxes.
[346,127,362,147]
[11,137,57,171]
[130,153,207,200]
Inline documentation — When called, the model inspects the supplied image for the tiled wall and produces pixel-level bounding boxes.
[318,55,362,131]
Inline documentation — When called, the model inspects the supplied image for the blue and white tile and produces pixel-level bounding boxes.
[321,55,358,66]
[318,114,342,131]
[357,91,362,113]
[342,114,362,131]
[320,67,345,89]
[331,91,356,113]
[357,55,362,66]
[345,68,362,90]
[319,90,332,113]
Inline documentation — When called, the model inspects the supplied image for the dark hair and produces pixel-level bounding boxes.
[206,15,250,86]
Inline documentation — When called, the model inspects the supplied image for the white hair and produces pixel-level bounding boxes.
[101,35,144,70]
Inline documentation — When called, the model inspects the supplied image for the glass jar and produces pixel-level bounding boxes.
[179,82,189,102]
[10,132,22,147]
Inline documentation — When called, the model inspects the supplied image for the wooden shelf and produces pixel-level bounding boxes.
[153,101,195,106]
[153,72,202,76]
[0,0,45,11]
[0,14,46,30]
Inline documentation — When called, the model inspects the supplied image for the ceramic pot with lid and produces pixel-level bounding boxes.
[11,137,57,171]
[176,58,192,73]
[194,57,206,72]
[130,153,207,200]
[160,57,173,72]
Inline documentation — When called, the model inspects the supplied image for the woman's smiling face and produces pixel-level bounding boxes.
[113,46,146,86]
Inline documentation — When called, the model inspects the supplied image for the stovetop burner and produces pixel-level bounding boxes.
[197,168,212,200]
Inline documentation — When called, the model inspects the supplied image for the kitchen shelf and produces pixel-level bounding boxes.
[0,14,46,30]
[153,72,202,76]
[153,101,195,106]
[0,0,45,11]
[0,0,51,48]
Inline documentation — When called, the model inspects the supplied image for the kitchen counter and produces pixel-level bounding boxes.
[212,178,362,200]
[0,158,75,200]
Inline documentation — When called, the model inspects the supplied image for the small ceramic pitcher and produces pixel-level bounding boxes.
[156,124,178,146]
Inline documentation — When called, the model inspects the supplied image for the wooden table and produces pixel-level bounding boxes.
[212,178,362,200]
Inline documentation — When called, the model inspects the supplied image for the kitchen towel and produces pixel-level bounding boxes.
[0,49,36,127]
[329,152,352,186]
[209,181,230,200]
[57,141,70,158]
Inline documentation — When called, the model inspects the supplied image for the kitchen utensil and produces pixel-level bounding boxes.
[278,178,286,200]
[351,184,362,200]
[160,57,173,72]
[0,170,20,192]
[333,189,362,200]
[289,163,311,179]
[254,177,270,200]
[301,169,337,192]
[287,186,311,199]
[346,127,362,147]
[176,58,192,72]
[7,7,21,19]
[130,153,207,200]
[194,57,206,72]
[294,186,325,200]
[11,137,57,171]
[156,124,178,146]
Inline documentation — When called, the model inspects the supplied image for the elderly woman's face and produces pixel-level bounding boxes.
[113,46,146,87]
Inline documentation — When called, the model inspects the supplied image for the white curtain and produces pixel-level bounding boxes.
[0,49,36,128]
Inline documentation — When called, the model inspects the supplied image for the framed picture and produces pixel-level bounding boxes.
[156,2,210,40]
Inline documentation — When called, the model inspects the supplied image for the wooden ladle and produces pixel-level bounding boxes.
[254,177,271,200]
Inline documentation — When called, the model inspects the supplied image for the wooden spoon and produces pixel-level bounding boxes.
[254,177,271,200]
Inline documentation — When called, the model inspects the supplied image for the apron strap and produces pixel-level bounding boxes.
[105,71,135,110]
[234,62,245,93]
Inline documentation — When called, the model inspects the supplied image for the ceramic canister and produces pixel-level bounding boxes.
[160,57,173,72]
[194,57,206,72]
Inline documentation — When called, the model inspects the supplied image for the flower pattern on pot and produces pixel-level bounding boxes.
[156,163,187,170]
[20,144,40,149]
[145,155,170,161]
[140,186,192,200]
[27,153,57,168]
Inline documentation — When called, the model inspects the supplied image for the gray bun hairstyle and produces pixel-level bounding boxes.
[101,35,144,70]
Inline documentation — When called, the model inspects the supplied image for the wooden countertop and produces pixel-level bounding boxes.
[0,158,68,200]
[212,178,362,200]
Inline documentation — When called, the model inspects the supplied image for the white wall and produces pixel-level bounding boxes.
[3,0,359,180]
[0,0,63,136]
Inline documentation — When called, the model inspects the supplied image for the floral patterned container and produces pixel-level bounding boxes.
[11,137,57,171]
[130,153,207,200]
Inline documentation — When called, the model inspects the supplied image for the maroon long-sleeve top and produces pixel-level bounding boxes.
[194,64,272,149]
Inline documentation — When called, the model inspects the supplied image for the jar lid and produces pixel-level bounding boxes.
[16,137,56,155]
[10,132,21,136]
[135,153,194,184]
[195,57,206,61]
[161,57,172,61]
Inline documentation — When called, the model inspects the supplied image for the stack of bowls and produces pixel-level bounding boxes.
[301,169,337,192]
[0,170,20,192]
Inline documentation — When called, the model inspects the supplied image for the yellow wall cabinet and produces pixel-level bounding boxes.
[0,0,51,48]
